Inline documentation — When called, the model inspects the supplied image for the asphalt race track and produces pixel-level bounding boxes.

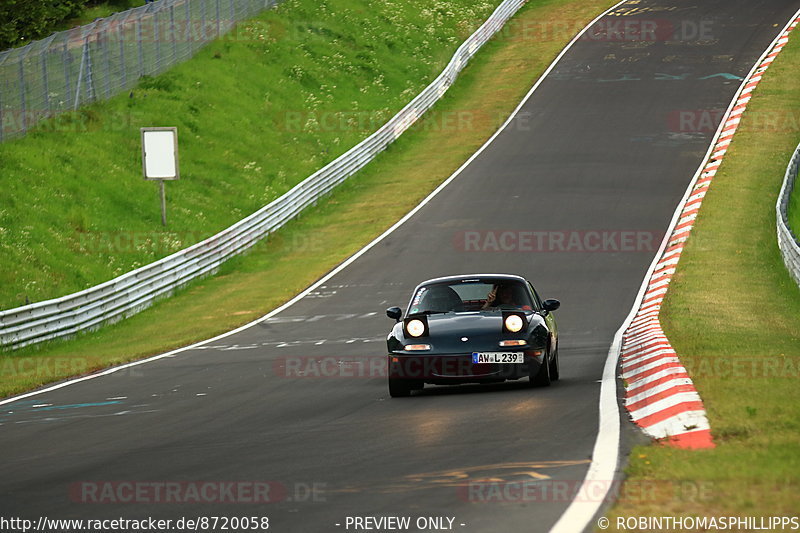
[2,1,799,532]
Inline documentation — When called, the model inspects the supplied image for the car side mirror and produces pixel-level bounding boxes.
[386,307,402,321]
[542,299,560,312]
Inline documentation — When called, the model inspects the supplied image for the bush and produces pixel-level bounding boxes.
[0,0,89,50]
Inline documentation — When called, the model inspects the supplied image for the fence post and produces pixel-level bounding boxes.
[184,0,192,56]
[74,37,91,110]
[154,9,161,72]
[0,78,4,142]
[137,19,144,77]
[41,50,51,115]
[216,0,222,37]
[120,22,127,89]
[18,59,27,134]
[63,42,72,109]
[103,28,112,98]
[201,0,207,43]
[170,5,177,61]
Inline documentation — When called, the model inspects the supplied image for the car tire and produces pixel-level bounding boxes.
[530,350,551,388]
[549,344,560,381]
[389,378,412,397]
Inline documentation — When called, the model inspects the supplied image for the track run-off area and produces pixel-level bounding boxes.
[2,0,799,532]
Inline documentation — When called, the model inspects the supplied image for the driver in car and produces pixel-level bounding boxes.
[482,284,518,310]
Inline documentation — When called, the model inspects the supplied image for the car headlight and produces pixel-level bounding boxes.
[406,319,426,337]
[504,314,524,333]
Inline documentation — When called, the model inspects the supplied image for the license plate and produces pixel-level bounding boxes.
[472,352,524,364]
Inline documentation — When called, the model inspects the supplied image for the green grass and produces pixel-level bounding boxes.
[0,0,500,309]
[605,26,800,525]
[0,0,620,397]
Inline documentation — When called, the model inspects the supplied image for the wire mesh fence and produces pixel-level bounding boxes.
[0,0,277,142]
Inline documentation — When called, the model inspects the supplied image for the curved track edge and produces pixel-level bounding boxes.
[619,9,800,450]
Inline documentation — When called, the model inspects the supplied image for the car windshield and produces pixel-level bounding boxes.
[407,279,533,314]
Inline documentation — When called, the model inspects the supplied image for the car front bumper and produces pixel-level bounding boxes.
[388,350,544,384]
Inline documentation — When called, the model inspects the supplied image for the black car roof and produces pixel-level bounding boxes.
[416,274,528,286]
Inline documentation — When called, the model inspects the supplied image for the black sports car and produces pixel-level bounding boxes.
[385,274,560,397]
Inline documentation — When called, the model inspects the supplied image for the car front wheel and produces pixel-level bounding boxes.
[529,352,551,387]
[549,344,560,381]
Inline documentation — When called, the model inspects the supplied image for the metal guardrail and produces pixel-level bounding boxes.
[0,0,277,142]
[777,141,800,288]
[0,0,528,350]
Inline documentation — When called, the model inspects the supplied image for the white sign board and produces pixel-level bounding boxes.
[141,127,179,180]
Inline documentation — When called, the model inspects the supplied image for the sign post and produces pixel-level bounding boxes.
[141,127,180,226]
